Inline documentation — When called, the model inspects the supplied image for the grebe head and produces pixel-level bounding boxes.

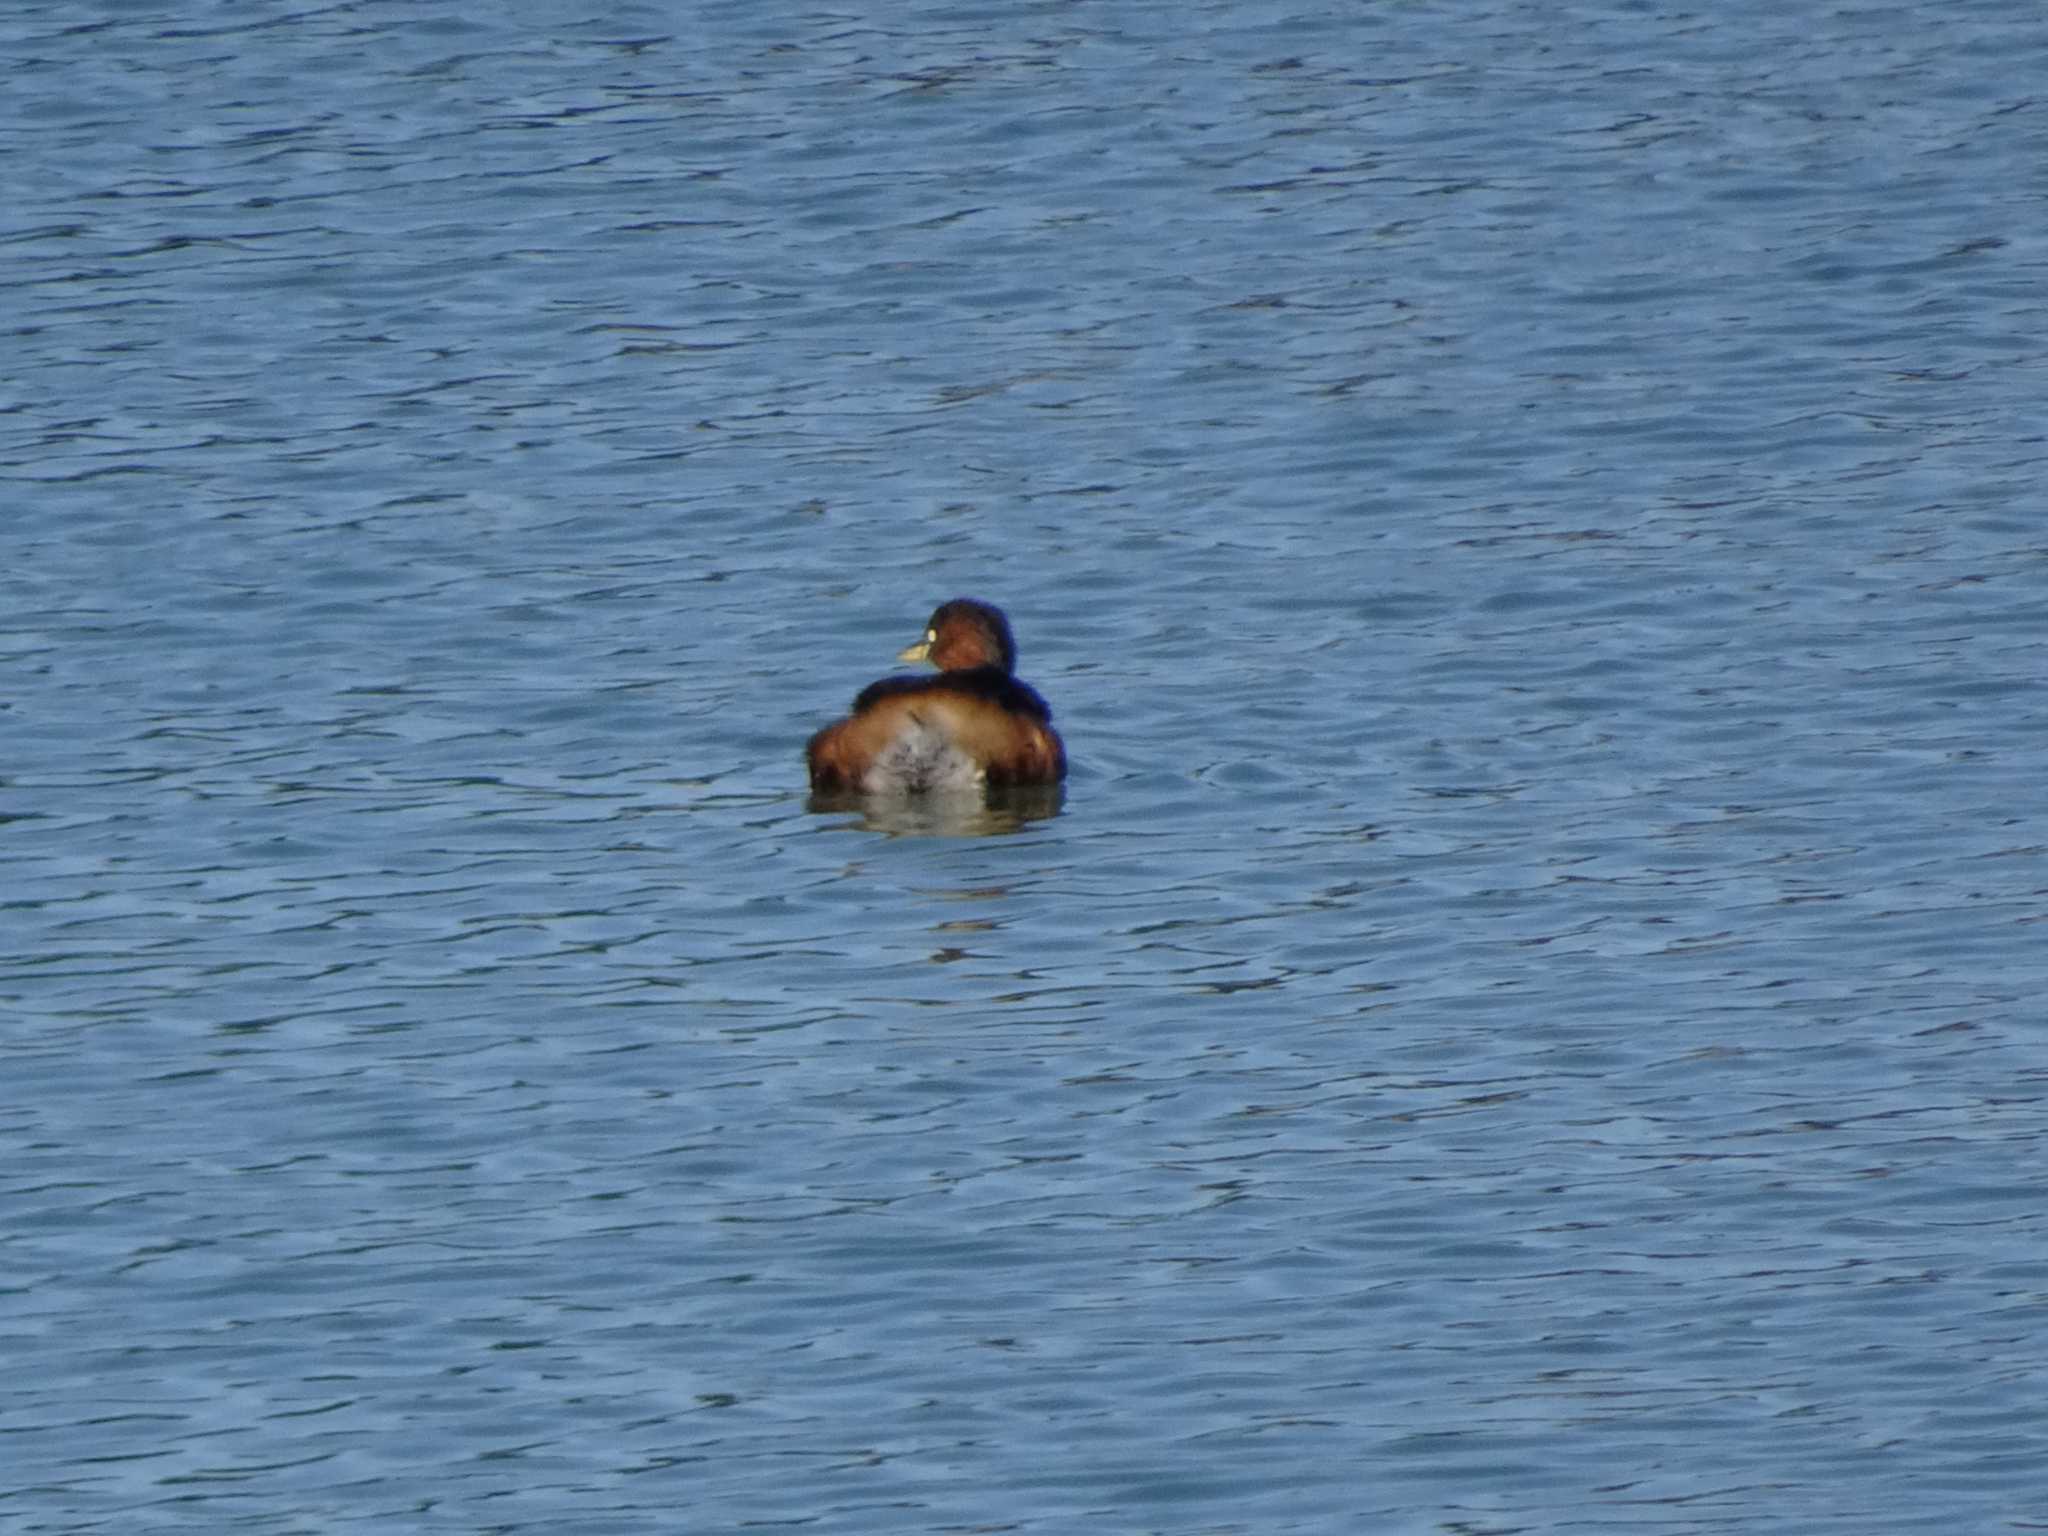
[896,598,1019,673]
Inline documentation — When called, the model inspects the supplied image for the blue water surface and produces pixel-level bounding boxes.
[5,2,2046,1532]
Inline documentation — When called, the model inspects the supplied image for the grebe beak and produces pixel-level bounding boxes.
[896,629,936,664]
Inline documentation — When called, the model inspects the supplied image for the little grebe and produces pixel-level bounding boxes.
[806,598,1067,793]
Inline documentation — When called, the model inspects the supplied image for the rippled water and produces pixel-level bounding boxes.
[6,2,2047,1532]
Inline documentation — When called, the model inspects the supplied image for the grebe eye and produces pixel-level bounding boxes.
[925,629,937,643]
